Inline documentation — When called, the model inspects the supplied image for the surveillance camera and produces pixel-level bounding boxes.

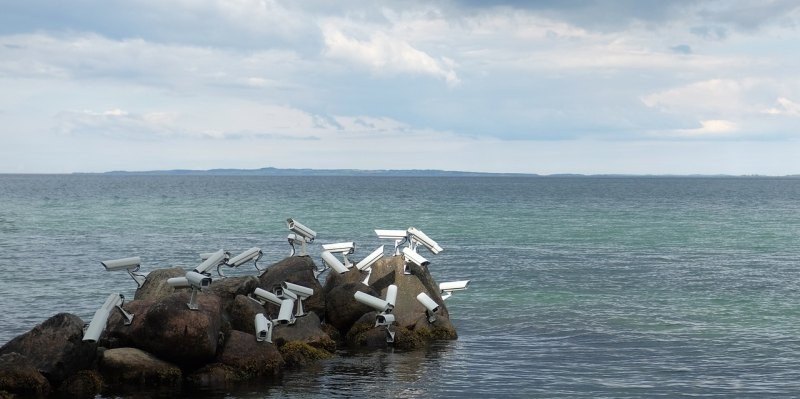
[275,298,296,325]
[416,292,440,323]
[282,281,314,298]
[100,256,148,288]
[321,242,355,254]
[440,280,471,300]
[375,312,395,327]
[375,229,409,255]
[194,249,230,275]
[356,245,385,271]
[254,313,273,343]
[168,271,212,310]
[286,218,316,242]
[101,257,141,271]
[251,287,283,306]
[385,285,398,308]
[407,227,443,254]
[83,293,134,342]
[228,247,263,267]
[354,290,394,314]
[402,247,430,274]
[321,251,349,274]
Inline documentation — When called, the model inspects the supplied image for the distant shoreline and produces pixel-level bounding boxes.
[0,167,798,178]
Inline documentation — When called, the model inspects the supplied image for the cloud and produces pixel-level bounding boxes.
[321,23,460,86]
[763,97,800,116]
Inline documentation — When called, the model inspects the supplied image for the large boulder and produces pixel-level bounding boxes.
[322,267,368,294]
[216,330,284,378]
[271,312,335,353]
[324,282,380,334]
[209,276,260,314]
[103,299,155,349]
[134,267,187,301]
[99,347,181,387]
[131,292,223,368]
[258,256,325,318]
[57,370,103,399]
[227,294,267,334]
[0,352,51,397]
[0,313,94,385]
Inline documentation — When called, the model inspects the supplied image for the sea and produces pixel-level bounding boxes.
[1,174,800,398]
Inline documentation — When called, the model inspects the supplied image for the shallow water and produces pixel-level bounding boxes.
[2,175,800,397]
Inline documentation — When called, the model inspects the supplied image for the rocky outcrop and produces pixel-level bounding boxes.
[210,275,260,314]
[258,256,325,317]
[325,282,380,333]
[132,292,223,368]
[57,370,103,399]
[103,299,154,349]
[99,347,181,386]
[0,313,94,385]
[271,312,336,353]
[0,352,51,397]
[227,294,266,334]
[216,330,284,378]
[134,267,187,301]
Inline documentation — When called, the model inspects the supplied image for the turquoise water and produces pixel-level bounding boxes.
[2,175,800,397]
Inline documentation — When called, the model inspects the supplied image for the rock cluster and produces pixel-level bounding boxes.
[0,255,457,397]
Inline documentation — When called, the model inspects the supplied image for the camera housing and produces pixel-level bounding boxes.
[101,256,148,288]
[275,281,313,317]
[194,249,230,275]
[402,247,430,275]
[167,271,212,310]
[254,313,273,343]
[439,280,471,300]
[82,293,134,342]
[407,227,443,254]
[353,284,399,343]
[321,250,349,274]
[375,229,408,255]
[355,245,385,284]
[416,292,440,323]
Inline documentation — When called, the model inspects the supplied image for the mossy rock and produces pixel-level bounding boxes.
[278,342,332,368]
[57,370,103,398]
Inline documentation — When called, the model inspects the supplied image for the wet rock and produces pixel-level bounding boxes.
[103,299,154,349]
[134,267,187,301]
[184,363,240,388]
[216,330,284,378]
[99,347,181,387]
[132,292,223,368]
[0,313,94,385]
[57,370,103,398]
[325,282,380,334]
[0,352,51,397]
[277,341,332,368]
[271,312,336,353]
[258,256,325,318]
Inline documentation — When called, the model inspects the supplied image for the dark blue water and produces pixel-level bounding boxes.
[2,175,800,397]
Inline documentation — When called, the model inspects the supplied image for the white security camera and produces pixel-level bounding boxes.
[250,288,295,325]
[286,218,316,256]
[439,280,471,300]
[321,251,349,274]
[220,247,264,275]
[82,293,134,342]
[276,298,296,325]
[275,282,313,317]
[353,284,398,342]
[254,313,273,343]
[407,227,443,255]
[100,256,148,288]
[194,249,230,275]
[321,242,356,267]
[416,292,440,323]
[167,271,212,310]
[355,245,385,284]
[375,229,409,255]
[402,247,430,274]
[251,287,283,306]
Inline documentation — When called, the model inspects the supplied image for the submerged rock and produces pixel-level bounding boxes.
[99,347,181,387]
[0,313,94,385]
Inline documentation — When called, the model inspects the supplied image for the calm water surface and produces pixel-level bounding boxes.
[1,175,800,397]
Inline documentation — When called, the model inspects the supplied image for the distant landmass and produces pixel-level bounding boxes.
[90,167,538,177]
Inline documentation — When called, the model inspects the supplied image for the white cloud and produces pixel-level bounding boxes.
[321,23,460,86]
[763,97,800,116]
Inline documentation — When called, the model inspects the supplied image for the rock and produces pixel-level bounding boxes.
[277,341,332,368]
[103,299,154,349]
[227,294,266,334]
[0,352,51,397]
[134,267,187,301]
[216,330,284,378]
[258,256,325,318]
[325,282,379,333]
[210,276,260,313]
[0,313,94,385]
[132,292,223,368]
[271,312,336,353]
[410,314,458,341]
[57,370,103,398]
[185,363,241,388]
[344,313,425,350]
[99,347,181,387]
[322,267,368,294]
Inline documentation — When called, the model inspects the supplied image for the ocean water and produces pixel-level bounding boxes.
[2,175,800,397]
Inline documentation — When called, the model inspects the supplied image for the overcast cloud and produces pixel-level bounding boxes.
[1,0,799,174]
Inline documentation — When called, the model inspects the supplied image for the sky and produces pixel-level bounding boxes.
[1,0,799,175]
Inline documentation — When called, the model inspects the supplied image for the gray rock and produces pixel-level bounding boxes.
[0,352,51,397]
[99,347,181,387]
[0,313,94,385]
[134,267,187,301]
